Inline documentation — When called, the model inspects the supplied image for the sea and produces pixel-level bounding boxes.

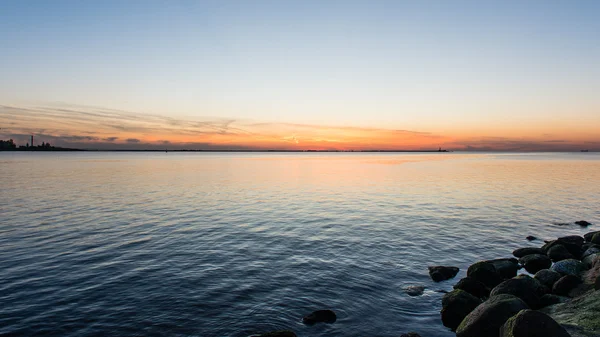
[1,152,599,337]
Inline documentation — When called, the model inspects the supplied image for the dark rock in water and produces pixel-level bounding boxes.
[486,258,519,279]
[440,289,482,331]
[403,285,425,296]
[302,310,336,325]
[592,233,600,245]
[582,253,600,268]
[552,259,585,276]
[428,266,459,282]
[512,247,545,258]
[584,231,600,242]
[582,246,600,259]
[539,294,569,308]
[519,254,551,274]
[490,277,542,309]
[400,332,422,337]
[254,331,297,337]
[513,275,548,297]
[543,240,583,259]
[526,235,538,241]
[547,244,575,262]
[455,294,529,337]
[467,261,502,288]
[575,220,592,227]
[552,275,581,296]
[454,277,490,298]
[558,235,585,247]
[534,269,562,289]
[499,309,571,337]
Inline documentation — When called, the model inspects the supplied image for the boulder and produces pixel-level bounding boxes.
[542,287,600,336]
[499,309,570,337]
[467,261,503,288]
[584,231,600,242]
[440,289,482,330]
[526,236,538,241]
[512,247,545,258]
[552,275,582,296]
[302,310,336,324]
[487,258,519,279]
[581,246,600,260]
[582,253,600,268]
[513,275,548,296]
[552,259,585,277]
[575,220,592,227]
[490,277,542,309]
[456,294,529,337]
[592,233,600,245]
[558,235,585,247]
[538,294,569,308]
[519,254,552,274]
[403,285,425,296]
[254,331,297,337]
[454,277,490,298]
[547,244,575,262]
[542,240,582,258]
[428,266,459,282]
[534,269,562,289]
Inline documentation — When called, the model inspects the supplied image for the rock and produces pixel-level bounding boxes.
[467,261,503,288]
[552,275,582,296]
[547,245,575,262]
[513,275,548,296]
[582,246,600,259]
[487,258,520,279]
[592,233,600,245]
[400,333,421,337]
[454,277,490,298]
[526,236,538,241]
[552,259,585,277]
[596,276,600,290]
[541,286,600,336]
[582,253,600,268]
[534,269,562,289]
[519,254,552,274]
[490,277,542,309]
[254,331,297,337]
[512,247,545,258]
[456,294,529,337]
[428,266,459,282]
[538,294,569,308]
[440,289,482,331]
[544,240,583,259]
[584,231,600,242]
[302,310,336,324]
[558,235,585,247]
[499,309,570,337]
[403,285,425,296]
[575,220,592,227]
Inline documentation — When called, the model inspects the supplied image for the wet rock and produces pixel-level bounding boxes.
[440,289,482,331]
[453,277,490,298]
[544,240,583,259]
[558,235,585,247]
[582,253,600,268]
[512,247,545,258]
[552,275,582,296]
[592,233,600,245]
[403,285,425,296]
[487,258,519,279]
[582,246,600,259]
[547,244,574,262]
[542,286,600,336]
[513,275,548,297]
[499,309,570,337]
[456,294,529,337]
[254,331,297,337]
[428,266,459,282]
[575,220,592,227]
[467,261,502,288]
[400,333,421,337]
[538,294,569,308]
[302,310,336,325]
[584,231,600,242]
[490,277,542,309]
[526,235,538,241]
[518,254,551,274]
[552,259,585,277]
[534,269,562,289]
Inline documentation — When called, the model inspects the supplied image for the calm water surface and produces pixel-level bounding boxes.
[1,152,599,337]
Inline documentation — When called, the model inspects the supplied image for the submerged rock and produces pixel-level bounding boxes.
[456,294,528,337]
[490,277,542,309]
[440,289,482,331]
[454,277,490,298]
[526,235,538,241]
[302,310,336,325]
[428,266,459,282]
[512,247,545,258]
[499,309,570,337]
[575,220,592,227]
[548,244,575,262]
[487,258,519,279]
[552,275,582,296]
[534,269,562,289]
[253,331,297,337]
[403,285,425,296]
[519,254,552,274]
[552,259,585,277]
[467,261,502,288]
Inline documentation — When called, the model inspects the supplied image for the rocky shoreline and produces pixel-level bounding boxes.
[253,221,599,337]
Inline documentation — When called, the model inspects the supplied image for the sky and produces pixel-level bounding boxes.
[1,0,599,151]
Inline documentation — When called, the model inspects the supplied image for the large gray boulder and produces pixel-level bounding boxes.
[519,254,552,274]
[441,289,482,330]
[456,294,529,337]
[552,259,586,277]
[499,309,571,337]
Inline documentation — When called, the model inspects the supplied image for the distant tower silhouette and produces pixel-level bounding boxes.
[31,135,34,147]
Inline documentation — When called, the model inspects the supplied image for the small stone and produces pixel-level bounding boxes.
[519,254,552,274]
[403,285,425,296]
[512,247,545,258]
[552,275,581,296]
[428,266,459,282]
[526,235,538,241]
[302,310,336,325]
[499,309,570,337]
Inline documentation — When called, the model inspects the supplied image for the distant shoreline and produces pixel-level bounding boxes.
[1,149,453,153]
